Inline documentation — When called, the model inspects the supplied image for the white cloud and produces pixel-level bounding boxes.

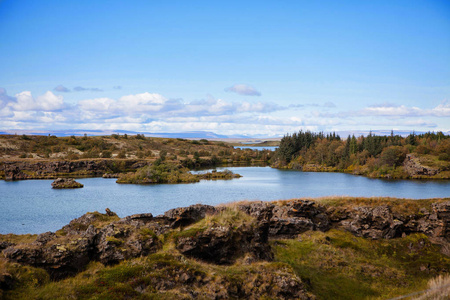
[225,84,261,96]
[120,92,168,112]
[0,88,16,110]
[318,101,450,119]
[12,91,65,112]
[359,102,450,118]
[431,100,450,117]
[360,104,423,117]
[36,91,65,111]
[78,97,116,112]
[76,93,283,120]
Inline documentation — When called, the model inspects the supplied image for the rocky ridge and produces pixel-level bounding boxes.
[403,154,439,177]
[1,159,147,180]
[2,200,449,277]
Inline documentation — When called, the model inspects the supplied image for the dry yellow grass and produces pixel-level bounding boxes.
[413,274,450,300]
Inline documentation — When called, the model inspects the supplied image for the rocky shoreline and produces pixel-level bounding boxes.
[0,159,148,181]
[2,155,449,181]
[2,199,448,279]
[1,198,449,299]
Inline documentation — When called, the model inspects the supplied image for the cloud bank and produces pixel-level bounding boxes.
[53,85,104,93]
[0,88,448,136]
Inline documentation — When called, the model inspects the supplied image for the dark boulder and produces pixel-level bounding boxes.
[3,232,94,279]
[269,200,331,238]
[164,204,217,228]
[60,210,118,236]
[340,205,403,239]
[176,217,273,264]
[95,223,161,265]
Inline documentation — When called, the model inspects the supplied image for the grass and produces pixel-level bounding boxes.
[2,247,302,299]
[306,196,450,216]
[414,274,450,299]
[172,207,255,241]
[6,228,446,299]
[0,234,37,245]
[272,229,450,300]
[0,259,50,299]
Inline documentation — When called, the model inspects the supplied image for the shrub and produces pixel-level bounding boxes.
[102,151,112,158]
[117,150,127,159]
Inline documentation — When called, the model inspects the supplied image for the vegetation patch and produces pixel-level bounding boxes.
[116,162,241,184]
[311,196,449,215]
[0,234,37,245]
[273,229,450,300]
[273,130,450,179]
[174,207,255,239]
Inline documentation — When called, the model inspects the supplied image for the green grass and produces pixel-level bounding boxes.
[173,207,255,240]
[273,229,450,300]
[0,233,37,244]
[310,196,449,216]
[3,250,311,300]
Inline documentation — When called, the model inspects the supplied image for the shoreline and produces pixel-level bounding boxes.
[1,196,449,299]
[1,158,448,181]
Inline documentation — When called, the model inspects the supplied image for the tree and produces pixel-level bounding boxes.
[159,150,167,161]
[380,146,406,167]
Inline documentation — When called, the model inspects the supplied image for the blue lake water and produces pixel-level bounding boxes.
[235,146,278,151]
[1,166,449,234]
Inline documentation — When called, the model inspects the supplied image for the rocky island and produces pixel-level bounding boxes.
[1,197,449,299]
[51,178,83,189]
[116,163,241,184]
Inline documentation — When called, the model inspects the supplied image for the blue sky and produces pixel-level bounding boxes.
[0,0,449,136]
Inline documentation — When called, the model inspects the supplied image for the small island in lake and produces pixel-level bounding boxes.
[51,178,83,189]
[116,162,241,184]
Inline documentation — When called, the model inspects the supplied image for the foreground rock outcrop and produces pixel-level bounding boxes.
[1,199,449,292]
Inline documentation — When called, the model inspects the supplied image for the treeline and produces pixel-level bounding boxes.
[273,130,450,178]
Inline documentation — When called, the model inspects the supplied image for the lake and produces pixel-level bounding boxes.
[1,166,449,234]
[235,146,278,151]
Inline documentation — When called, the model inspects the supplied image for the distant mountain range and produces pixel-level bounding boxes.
[0,129,448,139]
[0,130,240,139]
